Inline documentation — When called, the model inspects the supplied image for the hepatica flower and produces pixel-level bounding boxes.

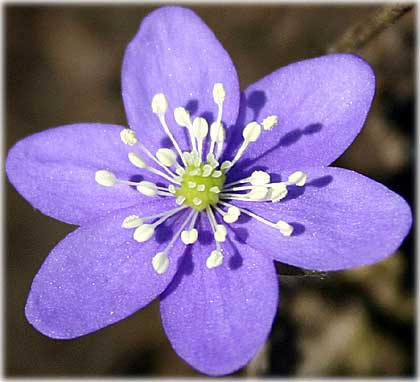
[6,6,412,376]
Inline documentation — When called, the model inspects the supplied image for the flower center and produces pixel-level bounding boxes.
[95,82,308,273]
[175,162,226,211]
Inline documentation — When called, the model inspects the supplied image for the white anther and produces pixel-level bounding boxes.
[95,170,116,187]
[181,228,198,245]
[214,224,227,242]
[197,184,206,192]
[122,215,143,228]
[192,117,209,139]
[210,186,221,194]
[168,184,176,194]
[202,164,213,177]
[262,115,279,131]
[247,185,268,200]
[120,129,138,145]
[212,170,222,178]
[175,167,185,176]
[128,152,147,169]
[243,122,262,142]
[276,220,294,237]
[134,224,155,242]
[174,107,191,127]
[156,148,178,167]
[136,181,158,196]
[188,181,197,189]
[250,170,270,186]
[223,205,241,223]
[213,83,226,105]
[220,161,232,171]
[271,184,288,202]
[288,171,307,186]
[176,196,186,205]
[151,93,168,116]
[193,197,202,206]
[207,153,219,168]
[152,252,170,274]
[206,250,224,269]
[210,122,225,143]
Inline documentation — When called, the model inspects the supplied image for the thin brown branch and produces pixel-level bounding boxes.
[328,4,414,53]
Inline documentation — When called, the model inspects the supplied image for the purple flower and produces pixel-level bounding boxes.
[6,6,411,376]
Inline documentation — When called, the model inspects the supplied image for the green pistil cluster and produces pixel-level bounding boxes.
[176,164,226,211]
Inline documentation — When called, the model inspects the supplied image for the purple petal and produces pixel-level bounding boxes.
[160,217,278,376]
[25,199,187,339]
[230,167,412,271]
[122,6,240,154]
[6,123,155,225]
[223,54,375,172]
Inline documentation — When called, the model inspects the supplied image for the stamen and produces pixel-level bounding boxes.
[219,201,293,237]
[151,93,186,166]
[174,107,197,152]
[120,129,138,145]
[206,206,227,242]
[136,181,158,196]
[152,209,196,274]
[209,83,226,157]
[228,122,262,169]
[181,210,200,245]
[121,215,143,228]
[205,207,225,268]
[192,117,209,160]
[95,170,117,187]
[127,152,180,185]
[215,205,241,223]
[156,148,179,168]
[206,250,224,269]
[288,171,307,186]
[133,205,188,243]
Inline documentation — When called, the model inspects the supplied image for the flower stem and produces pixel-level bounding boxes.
[327,4,414,53]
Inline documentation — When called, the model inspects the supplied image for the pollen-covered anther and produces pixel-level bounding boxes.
[174,107,191,127]
[243,122,262,142]
[276,220,294,237]
[210,122,225,144]
[95,170,117,187]
[136,181,158,196]
[156,148,178,167]
[181,228,198,245]
[122,215,143,228]
[250,170,270,186]
[247,185,268,200]
[214,224,227,242]
[213,83,226,105]
[288,171,307,186]
[197,184,206,192]
[261,115,279,131]
[133,224,155,242]
[120,128,138,145]
[270,183,288,202]
[206,250,224,269]
[152,252,170,274]
[128,152,147,169]
[223,206,241,223]
[151,93,168,116]
[188,181,197,189]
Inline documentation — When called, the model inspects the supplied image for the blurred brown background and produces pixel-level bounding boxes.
[5,4,415,377]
